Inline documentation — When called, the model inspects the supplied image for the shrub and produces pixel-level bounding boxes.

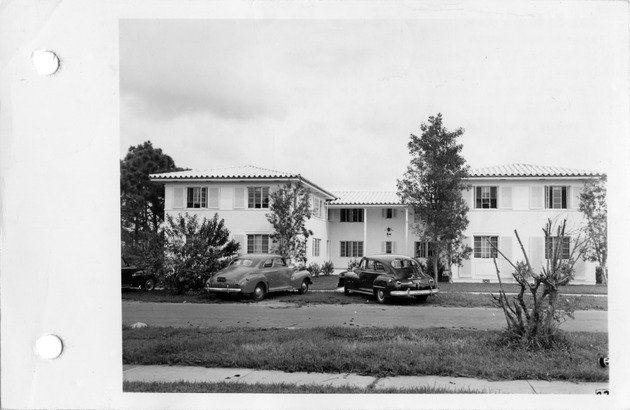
[307,262,322,277]
[161,213,240,295]
[321,260,334,276]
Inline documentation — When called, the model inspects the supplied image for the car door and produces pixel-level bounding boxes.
[260,258,278,289]
[359,258,379,290]
[272,257,291,289]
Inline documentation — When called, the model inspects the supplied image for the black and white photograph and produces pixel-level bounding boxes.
[1,1,629,409]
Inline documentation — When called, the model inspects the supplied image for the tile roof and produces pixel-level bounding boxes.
[469,164,602,178]
[150,165,336,199]
[330,191,401,206]
[150,165,299,180]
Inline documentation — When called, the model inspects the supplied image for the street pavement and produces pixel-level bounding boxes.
[123,364,609,394]
[122,301,608,332]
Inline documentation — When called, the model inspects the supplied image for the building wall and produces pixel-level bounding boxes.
[163,181,330,264]
[454,178,596,284]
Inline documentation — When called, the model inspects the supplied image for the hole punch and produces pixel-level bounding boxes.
[31,50,60,76]
[34,334,63,359]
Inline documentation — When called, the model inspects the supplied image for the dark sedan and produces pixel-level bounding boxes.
[206,254,312,301]
[121,258,156,291]
[340,254,438,303]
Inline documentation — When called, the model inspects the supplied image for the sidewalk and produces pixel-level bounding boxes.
[123,365,608,394]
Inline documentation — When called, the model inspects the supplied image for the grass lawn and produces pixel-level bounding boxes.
[123,326,608,382]
[123,380,486,393]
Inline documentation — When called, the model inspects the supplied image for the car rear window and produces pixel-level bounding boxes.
[231,259,253,267]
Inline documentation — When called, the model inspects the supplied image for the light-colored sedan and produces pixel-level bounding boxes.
[206,254,312,301]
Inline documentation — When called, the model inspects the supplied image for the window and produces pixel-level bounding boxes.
[340,209,364,222]
[248,187,270,209]
[475,186,497,209]
[385,241,392,254]
[312,197,324,218]
[473,236,498,258]
[340,241,363,257]
[545,186,567,209]
[187,187,207,208]
[247,234,270,253]
[545,236,570,260]
[414,242,434,258]
[272,258,287,267]
[384,208,395,219]
[312,238,321,257]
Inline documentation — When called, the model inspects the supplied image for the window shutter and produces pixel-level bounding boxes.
[234,188,246,209]
[530,186,543,209]
[392,241,397,253]
[208,188,219,208]
[460,236,472,278]
[382,209,386,218]
[381,242,385,253]
[499,236,512,277]
[500,187,512,209]
[393,209,397,218]
[232,234,246,255]
[529,237,544,273]
[566,186,573,209]
[172,186,184,209]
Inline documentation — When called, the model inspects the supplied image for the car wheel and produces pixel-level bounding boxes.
[252,283,266,301]
[375,288,388,304]
[415,295,428,303]
[144,278,155,291]
[344,284,350,295]
[298,279,309,294]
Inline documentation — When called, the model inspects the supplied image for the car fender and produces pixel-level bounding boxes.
[291,269,312,285]
[373,274,393,290]
[240,274,268,293]
[343,270,360,287]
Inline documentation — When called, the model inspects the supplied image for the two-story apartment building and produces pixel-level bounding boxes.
[150,164,603,284]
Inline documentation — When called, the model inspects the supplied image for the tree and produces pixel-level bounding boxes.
[578,175,607,285]
[161,213,240,294]
[120,141,182,265]
[266,181,313,264]
[489,219,588,349]
[396,113,471,282]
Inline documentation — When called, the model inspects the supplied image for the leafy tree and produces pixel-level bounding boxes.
[396,113,472,282]
[120,141,182,265]
[265,181,313,264]
[578,175,607,285]
[162,213,240,294]
[490,219,588,349]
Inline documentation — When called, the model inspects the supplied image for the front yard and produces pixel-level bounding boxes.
[123,326,608,382]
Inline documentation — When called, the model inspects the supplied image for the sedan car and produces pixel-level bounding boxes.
[121,258,157,291]
[206,254,312,301]
[340,254,438,304]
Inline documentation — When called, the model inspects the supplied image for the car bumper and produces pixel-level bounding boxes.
[206,286,243,294]
[389,288,438,297]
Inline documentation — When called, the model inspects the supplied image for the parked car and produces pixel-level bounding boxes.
[121,258,157,291]
[206,254,312,301]
[340,254,438,303]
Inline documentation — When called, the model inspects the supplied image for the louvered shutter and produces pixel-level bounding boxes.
[392,241,397,254]
[234,188,246,209]
[460,236,472,278]
[208,188,219,208]
[233,234,246,255]
[530,186,544,209]
[529,237,544,273]
[172,186,184,209]
[500,187,513,209]
[499,236,513,278]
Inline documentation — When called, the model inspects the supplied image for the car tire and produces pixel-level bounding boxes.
[144,278,155,291]
[375,288,388,304]
[344,285,350,296]
[415,295,428,303]
[252,283,266,301]
[298,279,309,294]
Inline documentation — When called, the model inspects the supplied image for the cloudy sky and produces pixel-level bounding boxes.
[119,7,626,191]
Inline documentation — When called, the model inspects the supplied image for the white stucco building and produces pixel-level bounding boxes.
[150,164,602,284]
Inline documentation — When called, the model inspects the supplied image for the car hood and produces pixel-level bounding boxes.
[210,266,257,282]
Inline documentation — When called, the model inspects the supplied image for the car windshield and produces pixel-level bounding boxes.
[230,259,253,267]
[390,259,421,278]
